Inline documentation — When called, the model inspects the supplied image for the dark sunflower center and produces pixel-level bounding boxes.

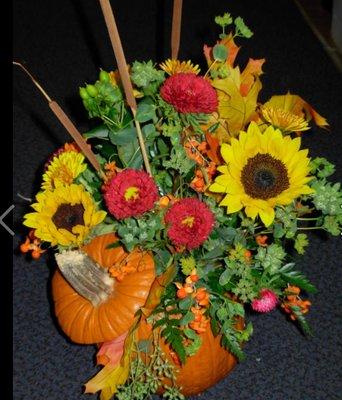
[52,203,85,232]
[241,153,289,200]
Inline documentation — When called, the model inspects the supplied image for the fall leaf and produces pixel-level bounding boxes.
[203,34,240,67]
[240,58,265,96]
[212,66,262,135]
[142,264,176,316]
[84,326,135,400]
[96,331,128,367]
[263,93,329,130]
[205,132,222,164]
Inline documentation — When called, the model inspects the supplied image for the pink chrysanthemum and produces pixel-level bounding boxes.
[104,169,159,219]
[165,198,215,250]
[251,289,278,313]
[160,73,218,114]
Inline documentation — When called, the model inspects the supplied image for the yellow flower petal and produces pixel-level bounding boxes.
[220,194,243,213]
[259,208,275,227]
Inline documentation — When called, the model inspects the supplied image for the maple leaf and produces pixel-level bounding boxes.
[96,331,128,367]
[212,66,262,135]
[240,58,265,96]
[203,33,240,68]
[84,326,135,400]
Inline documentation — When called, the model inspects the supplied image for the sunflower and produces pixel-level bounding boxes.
[42,151,87,191]
[209,122,314,226]
[260,105,309,133]
[23,184,106,246]
[159,59,200,75]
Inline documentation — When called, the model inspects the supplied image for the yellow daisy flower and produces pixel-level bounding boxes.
[209,122,314,227]
[42,151,87,191]
[23,184,106,246]
[260,105,309,133]
[159,59,200,75]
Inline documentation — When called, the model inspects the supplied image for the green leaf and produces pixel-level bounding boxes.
[109,127,136,146]
[219,268,232,286]
[278,263,317,293]
[183,328,202,356]
[234,16,253,38]
[179,311,195,326]
[83,124,110,139]
[215,13,233,28]
[136,103,156,123]
[294,233,309,254]
[153,249,173,276]
[117,140,143,169]
[216,307,228,320]
[290,305,313,336]
[213,44,228,62]
[178,296,194,310]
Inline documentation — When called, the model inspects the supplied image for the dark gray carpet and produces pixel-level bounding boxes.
[13,0,342,399]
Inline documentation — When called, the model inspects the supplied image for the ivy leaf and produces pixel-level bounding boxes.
[109,127,136,146]
[83,124,110,139]
[136,102,156,123]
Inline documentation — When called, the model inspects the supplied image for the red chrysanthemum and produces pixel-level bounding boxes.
[251,289,278,313]
[160,73,218,114]
[165,198,215,250]
[104,169,159,219]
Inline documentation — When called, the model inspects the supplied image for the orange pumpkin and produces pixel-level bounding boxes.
[137,316,241,397]
[51,233,155,344]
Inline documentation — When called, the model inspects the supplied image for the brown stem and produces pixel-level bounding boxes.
[13,61,105,178]
[98,0,152,175]
[171,0,183,59]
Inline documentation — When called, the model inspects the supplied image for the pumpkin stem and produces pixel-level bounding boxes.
[55,250,114,306]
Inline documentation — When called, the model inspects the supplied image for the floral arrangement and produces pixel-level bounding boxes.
[20,8,342,400]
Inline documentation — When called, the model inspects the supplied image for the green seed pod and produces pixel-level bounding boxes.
[86,84,98,97]
[79,87,89,100]
[99,70,110,83]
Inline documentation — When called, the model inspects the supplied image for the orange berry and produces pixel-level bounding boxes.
[190,274,199,282]
[287,286,300,295]
[244,250,252,258]
[20,238,31,253]
[194,313,202,322]
[195,290,206,301]
[177,288,187,299]
[31,250,42,259]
